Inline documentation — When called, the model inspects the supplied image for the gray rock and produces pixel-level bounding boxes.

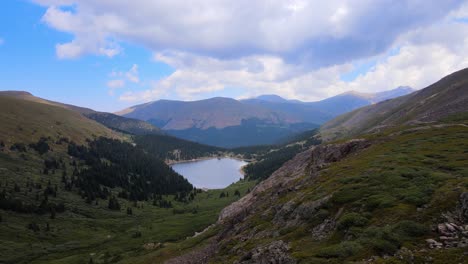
[438,224,447,234]
[237,240,296,264]
[445,223,456,232]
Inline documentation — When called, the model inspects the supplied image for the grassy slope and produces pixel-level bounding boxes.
[320,67,468,141]
[0,91,162,137]
[0,96,120,145]
[0,91,95,115]
[291,124,467,262]
[210,122,468,263]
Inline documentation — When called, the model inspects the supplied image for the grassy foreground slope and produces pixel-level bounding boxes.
[201,124,467,264]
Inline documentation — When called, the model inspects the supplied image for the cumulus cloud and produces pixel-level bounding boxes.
[121,18,468,102]
[34,1,463,64]
[41,5,121,59]
[33,0,468,102]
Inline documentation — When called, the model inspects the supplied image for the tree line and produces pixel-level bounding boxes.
[67,137,194,203]
[134,134,223,161]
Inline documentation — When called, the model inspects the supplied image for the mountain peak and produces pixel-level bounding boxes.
[394,86,414,91]
[372,86,415,102]
[254,94,288,103]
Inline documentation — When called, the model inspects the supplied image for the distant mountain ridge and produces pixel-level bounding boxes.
[0,91,161,136]
[117,97,298,130]
[117,87,414,147]
[118,86,414,131]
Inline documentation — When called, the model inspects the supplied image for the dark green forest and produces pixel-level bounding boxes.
[67,137,194,202]
[134,134,223,161]
[243,129,321,180]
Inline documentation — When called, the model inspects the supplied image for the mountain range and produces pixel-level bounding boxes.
[118,86,414,147]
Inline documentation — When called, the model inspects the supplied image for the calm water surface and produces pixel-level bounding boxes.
[171,158,247,189]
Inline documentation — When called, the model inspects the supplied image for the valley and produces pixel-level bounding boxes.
[2,2,468,264]
[0,68,466,264]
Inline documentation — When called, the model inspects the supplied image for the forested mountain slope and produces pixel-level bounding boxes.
[85,112,161,135]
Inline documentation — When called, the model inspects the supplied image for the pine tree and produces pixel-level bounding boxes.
[14,183,21,192]
[108,196,121,210]
[50,207,56,219]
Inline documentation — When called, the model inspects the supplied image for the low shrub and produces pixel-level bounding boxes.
[365,194,397,210]
[393,220,429,237]
[316,241,362,258]
[337,213,369,230]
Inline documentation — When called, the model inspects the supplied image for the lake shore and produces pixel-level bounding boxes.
[166,155,248,165]
[171,156,249,189]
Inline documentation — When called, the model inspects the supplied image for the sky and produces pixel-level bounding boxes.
[1,0,468,112]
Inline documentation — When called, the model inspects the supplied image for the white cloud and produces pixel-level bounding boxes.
[111,64,140,83]
[107,79,125,89]
[106,64,140,95]
[33,1,468,102]
[34,0,462,65]
[125,64,139,83]
[41,5,121,59]
[120,17,468,103]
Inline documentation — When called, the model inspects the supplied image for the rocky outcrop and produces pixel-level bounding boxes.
[236,240,296,264]
[426,193,468,249]
[426,222,468,249]
[218,146,314,222]
[218,139,370,223]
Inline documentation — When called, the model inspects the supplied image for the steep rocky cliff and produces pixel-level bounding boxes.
[218,139,370,223]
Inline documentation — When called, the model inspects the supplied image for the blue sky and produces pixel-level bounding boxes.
[0,1,175,111]
[1,1,468,112]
